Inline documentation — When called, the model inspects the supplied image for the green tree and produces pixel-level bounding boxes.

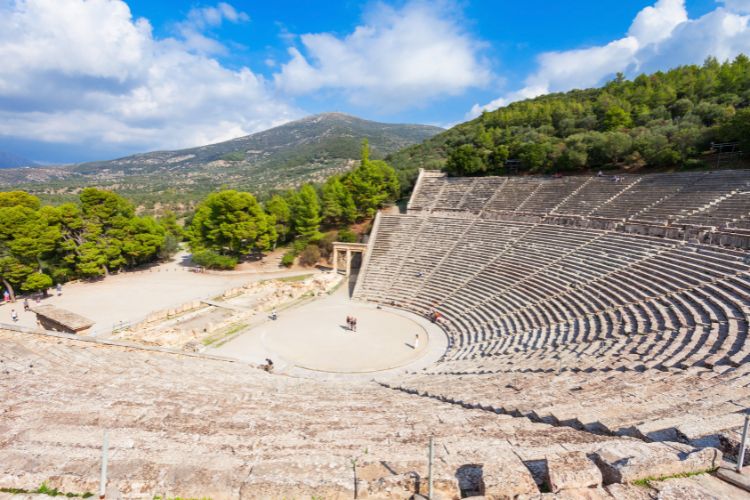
[723,108,750,154]
[322,176,357,225]
[122,216,166,267]
[189,190,276,261]
[158,211,185,240]
[344,140,400,218]
[602,106,633,130]
[445,144,486,175]
[291,184,322,241]
[0,199,60,299]
[266,194,292,245]
[0,191,41,210]
[21,272,53,293]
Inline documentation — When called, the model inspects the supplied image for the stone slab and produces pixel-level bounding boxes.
[482,454,539,499]
[546,451,603,493]
[591,441,722,484]
[715,463,750,494]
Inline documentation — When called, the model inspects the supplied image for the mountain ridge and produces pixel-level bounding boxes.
[0,150,37,169]
[0,113,443,208]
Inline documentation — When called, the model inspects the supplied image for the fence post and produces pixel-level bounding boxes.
[428,436,434,499]
[99,431,109,499]
[737,414,749,473]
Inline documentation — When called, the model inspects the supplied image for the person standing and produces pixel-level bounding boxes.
[11,309,18,322]
[23,298,29,311]
[56,283,62,296]
[3,290,9,303]
[352,317,357,332]
[414,333,419,350]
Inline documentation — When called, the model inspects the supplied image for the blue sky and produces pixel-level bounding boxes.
[0,0,748,163]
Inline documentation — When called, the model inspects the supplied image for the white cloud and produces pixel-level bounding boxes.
[627,0,687,45]
[175,2,250,55]
[723,0,750,14]
[274,1,492,110]
[0,0,299,155]
[470,0,750,117]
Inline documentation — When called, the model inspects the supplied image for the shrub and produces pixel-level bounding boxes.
[292,238,308,253]
[191,250,237,270]
[281,251,296,267]
[21,272,53,293]
[298,245,321,267]
[337,228,357,243]
[317,231,338,259]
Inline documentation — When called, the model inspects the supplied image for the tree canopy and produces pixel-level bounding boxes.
[0,189,173,300]
[188,190,276,260]
[387,55,750,186]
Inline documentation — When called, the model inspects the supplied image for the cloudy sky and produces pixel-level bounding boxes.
[0,0,749,163]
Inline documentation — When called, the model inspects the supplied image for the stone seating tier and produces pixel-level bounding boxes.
[406,169,750,233]
[356,211,750,460]
[1,329,695,498]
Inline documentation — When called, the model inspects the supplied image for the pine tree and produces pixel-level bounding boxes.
[322,176,357,225]
[292,184,322,241]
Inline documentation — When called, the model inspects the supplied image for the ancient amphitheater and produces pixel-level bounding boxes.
[4,169,750,498]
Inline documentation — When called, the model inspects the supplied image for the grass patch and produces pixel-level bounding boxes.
[258,273,313,285]
[276,273,313,283]
[631,468,718,488]
[202,322,248,347]
[1,482,94,497]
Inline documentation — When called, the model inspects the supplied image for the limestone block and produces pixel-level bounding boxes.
[591,441,722,485]
[544,487,611,500]
[365,472,458,500]
[482,455,539,499]
[546,451,602,493]
[648,475,748,500]
[603,483,654,500]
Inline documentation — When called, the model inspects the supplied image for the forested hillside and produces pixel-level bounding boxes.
[388,56,750,191]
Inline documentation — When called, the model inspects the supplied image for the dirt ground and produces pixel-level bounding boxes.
[2,251,316,336]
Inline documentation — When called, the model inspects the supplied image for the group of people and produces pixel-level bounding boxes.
[597,171,626,183]
[345,316,358,332]
[4,283,64,324]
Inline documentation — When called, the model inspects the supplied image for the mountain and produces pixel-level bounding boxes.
[0,151,36,168]
[387,56,750,191]
[0,113,442,209]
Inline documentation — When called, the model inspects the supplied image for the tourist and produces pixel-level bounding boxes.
[414,333,419,349]
[11,309,18,322]
[2,290,8,303]
[352,317,357,332]
[270,309,277,321]
[56,283,62,296]
[23,299,29,312]
[346,316,353,331]
[263,358,274,373]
